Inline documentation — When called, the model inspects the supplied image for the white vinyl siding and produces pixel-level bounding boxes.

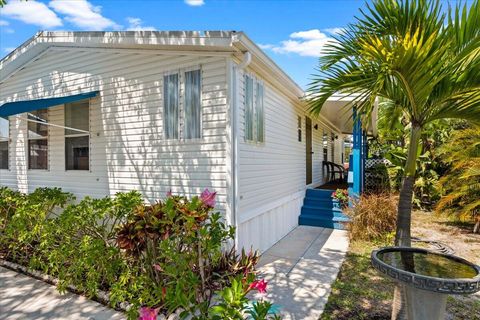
[0,48,229,210]
[236,67,304,252]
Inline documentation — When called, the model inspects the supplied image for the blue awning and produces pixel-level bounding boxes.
[0,91,99,118]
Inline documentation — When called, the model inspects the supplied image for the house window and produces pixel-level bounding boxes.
[28,109,48,170]
[244,75,265,143]
[322,129,328,161]
[184,69,201,139]
[297,116,302,142]
[244,75,254,141]
[255,82,265,142]
[0,118,8,169]
[164,73,179,139]
[65,100,90,170]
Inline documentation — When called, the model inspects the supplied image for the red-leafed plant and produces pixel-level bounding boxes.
[332,189,349,209]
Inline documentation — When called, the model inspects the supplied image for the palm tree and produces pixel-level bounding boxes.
[309,0,480,246]
[308,0,480,318]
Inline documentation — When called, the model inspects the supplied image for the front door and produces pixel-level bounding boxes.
[306,117,313,185]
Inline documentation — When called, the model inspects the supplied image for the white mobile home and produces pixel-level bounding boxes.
[0,31,362,252]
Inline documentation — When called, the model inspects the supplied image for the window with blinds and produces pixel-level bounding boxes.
[244,74,265,143]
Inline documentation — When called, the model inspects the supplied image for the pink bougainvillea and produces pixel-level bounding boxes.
[138,306,158,320]
[200,189,216,207]
[248,279,268,294]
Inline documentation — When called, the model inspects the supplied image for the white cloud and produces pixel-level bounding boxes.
[0,20,9,26]
[49,0,121,30]
[261,29,336,57]
[185,0,205,6]
[126,17,156,31]
[1,0,62,28]
[258,44,274,50]
[323,27,345,35]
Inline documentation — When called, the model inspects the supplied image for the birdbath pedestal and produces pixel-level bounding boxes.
[371,247,480,320]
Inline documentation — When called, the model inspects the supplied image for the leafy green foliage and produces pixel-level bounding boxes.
[332,189,349,208]
[308,0,480,249]
[0,187,75,265]
[210,276,280,320]
[0,187,278,320]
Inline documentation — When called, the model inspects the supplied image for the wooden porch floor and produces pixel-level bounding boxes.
[316,180,348,190]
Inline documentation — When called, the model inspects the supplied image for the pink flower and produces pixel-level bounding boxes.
[200,189,216,207]
[248,279,267,294]
[153,264,162,272]
[138,306,158,320]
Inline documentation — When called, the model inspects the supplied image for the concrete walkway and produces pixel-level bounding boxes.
[252,226,349,320]
[0,266,124,320]
[0,226,348,320]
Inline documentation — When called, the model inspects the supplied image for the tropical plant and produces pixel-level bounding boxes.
[0,187,278,320]
[331,189,349,208]
[209,276,280,320]
[308,0,480,247]
[436,128,480,233]
[308,0,480,317]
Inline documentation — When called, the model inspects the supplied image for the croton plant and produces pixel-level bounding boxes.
[116,189,280,319]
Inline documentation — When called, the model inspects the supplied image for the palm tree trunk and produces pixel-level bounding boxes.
[391,124,422,320]
[395,124,421,246]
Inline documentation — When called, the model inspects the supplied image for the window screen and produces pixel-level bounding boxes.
[65,100,90,170]
[28,109,48,170]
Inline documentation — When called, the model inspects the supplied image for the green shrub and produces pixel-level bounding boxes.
[0,187,25,231]
[38,191,143,296]
[0,187,74,264]
[115,191,238,317]
[0,187,278,320]
[345,193,398,241]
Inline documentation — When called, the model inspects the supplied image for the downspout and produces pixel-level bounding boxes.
[230,51,251,248]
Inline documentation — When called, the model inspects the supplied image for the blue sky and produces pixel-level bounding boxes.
[0,0,370,88]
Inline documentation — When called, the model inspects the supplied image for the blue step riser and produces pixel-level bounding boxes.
[300,189,349,230]
[305,193,333,199]
[306,189,333,195]
[303,198,341,208]
[299,217,348,230]
[301,208,347,218]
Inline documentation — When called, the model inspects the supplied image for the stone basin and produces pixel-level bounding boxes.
[371,246,480,320]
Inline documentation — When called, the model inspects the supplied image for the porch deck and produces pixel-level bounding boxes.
[316,180,348,190]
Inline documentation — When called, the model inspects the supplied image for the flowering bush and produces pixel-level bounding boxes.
[115,189,279,320]
[0,187,279,320]
[331,189,349,208]
[210,276,280,320]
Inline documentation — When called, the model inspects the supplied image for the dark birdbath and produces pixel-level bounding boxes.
[371,247,480,320]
